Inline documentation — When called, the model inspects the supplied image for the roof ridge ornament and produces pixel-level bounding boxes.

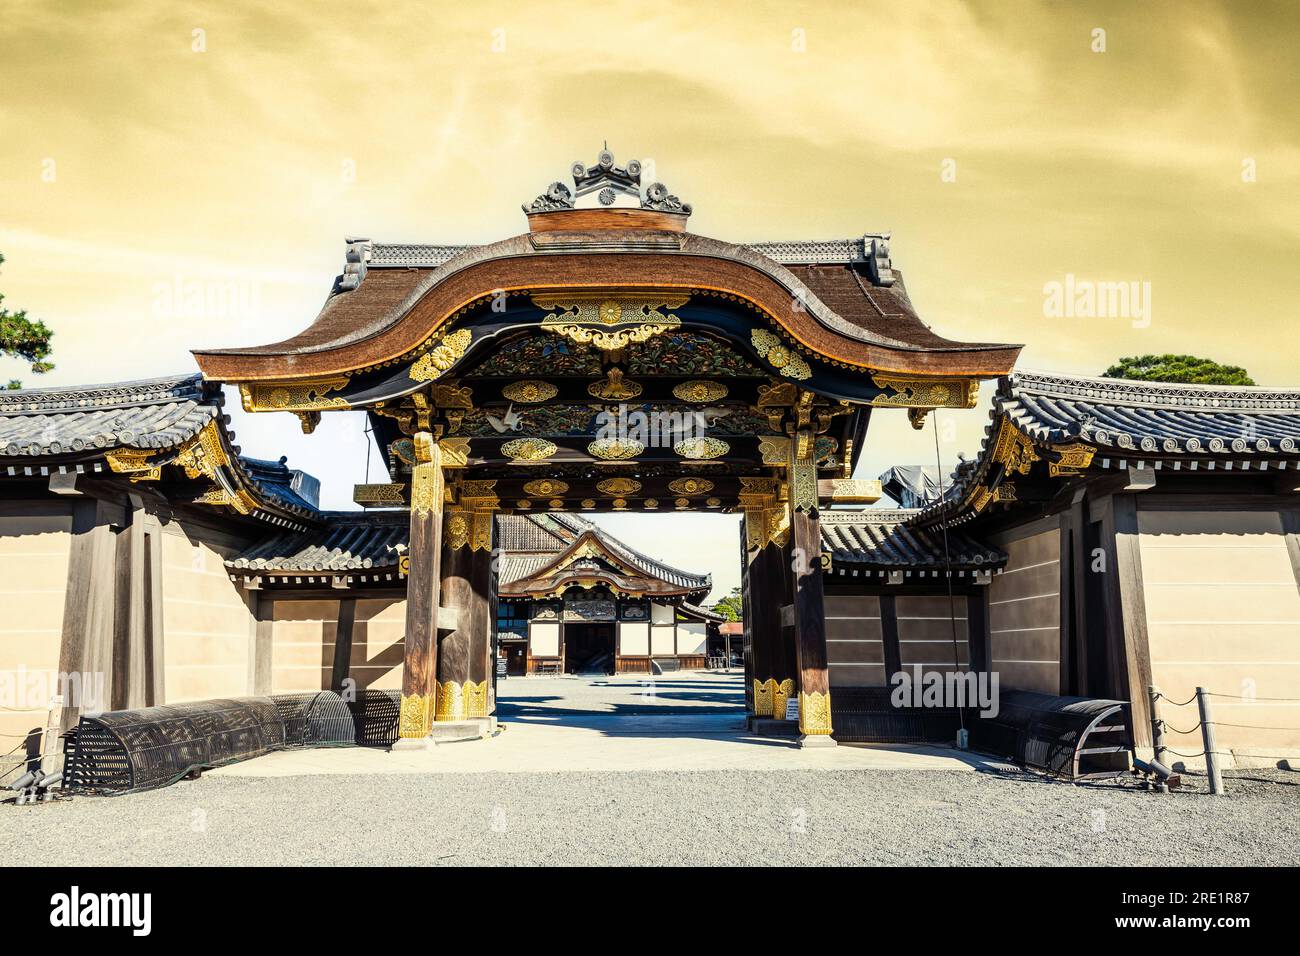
[522,147,691,215]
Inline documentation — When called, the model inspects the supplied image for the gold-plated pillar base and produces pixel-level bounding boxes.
[798,690,833,736]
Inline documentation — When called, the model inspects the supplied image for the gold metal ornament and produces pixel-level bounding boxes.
[667,477,713,496]
[523,478,569,497]
[758,435,790,465]
[753,679,774,717]
[439,437,471,468]
[596,477,641,496]
[672,380,728,403]
[173,420,230,481]
[533,293,688,353]
[502,437,557,461]
[588,437,644,460]
[751,329,812,380]
[410,329,472,382]
[240,375,351,414]
[871,373,979,410]
[587,368,642,400]
[674,437,729,460]
[409,433,444,518]
[399,692,432,738]
[105,448,161,482]
[772,679,795,720]
[798,690,833,735]
[1048,442,1096,477]
[502,380,558,404]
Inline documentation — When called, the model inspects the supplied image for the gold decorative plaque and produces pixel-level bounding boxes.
[523,478,569,497]
[596,477,641,496]
[674,437,729,460]
[751,329,812,380]
[502,380,558,404]
[667,477,713,496]
[501,437,557,461]
[672,380,728,403]
[588,437,644,460]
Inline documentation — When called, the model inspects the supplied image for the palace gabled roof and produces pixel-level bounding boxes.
[996,371,1300,454]
[917,370,1300,528]
[227,510,714,599]
[193,229,1019,381]
[0,373,319,527]
[0,374,216,457]
[499,511,711,597]
[820,509,1005,576]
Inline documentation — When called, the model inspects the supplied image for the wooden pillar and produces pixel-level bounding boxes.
[746,538,781,717]
[789,429,834,743]
[771,536,798,720]
[435,489,496,722]
[740,520,755,713]
[398,433,444,740]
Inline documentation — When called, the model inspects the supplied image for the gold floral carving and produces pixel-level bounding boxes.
[534,294,687,353]
[596,477,641,496]
[751,329,812,380]
[799,690,833,735]
[588,437,644,460]
[752,679,774,717]
[871,374,979,410]
[410,329,472,382]
[240,375,351,414]
[399,692,432,738]
[672,380,729,403]
[502,380,558,404]
[667,477,713,496]
[502,437,557,461]
[674,437,729,460]
[581,499,596,509]
[587,368,642,400]
[523,478,568,497]
[444,510,471,550]
[643,498,659,509]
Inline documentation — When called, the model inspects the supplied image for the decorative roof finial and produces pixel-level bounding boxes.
[522,147,692,216]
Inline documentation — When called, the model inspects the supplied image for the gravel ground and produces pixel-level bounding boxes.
[5,766,1297,866]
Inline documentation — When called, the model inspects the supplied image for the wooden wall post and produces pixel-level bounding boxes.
[397,433,445,741]
[789,430,834,745]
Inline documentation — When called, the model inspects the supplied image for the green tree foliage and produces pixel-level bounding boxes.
[0,252,55,389]
[708,586,743,622]
[1102,354,1254,386]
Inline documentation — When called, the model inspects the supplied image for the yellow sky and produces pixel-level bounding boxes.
[2,0,1297,596]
